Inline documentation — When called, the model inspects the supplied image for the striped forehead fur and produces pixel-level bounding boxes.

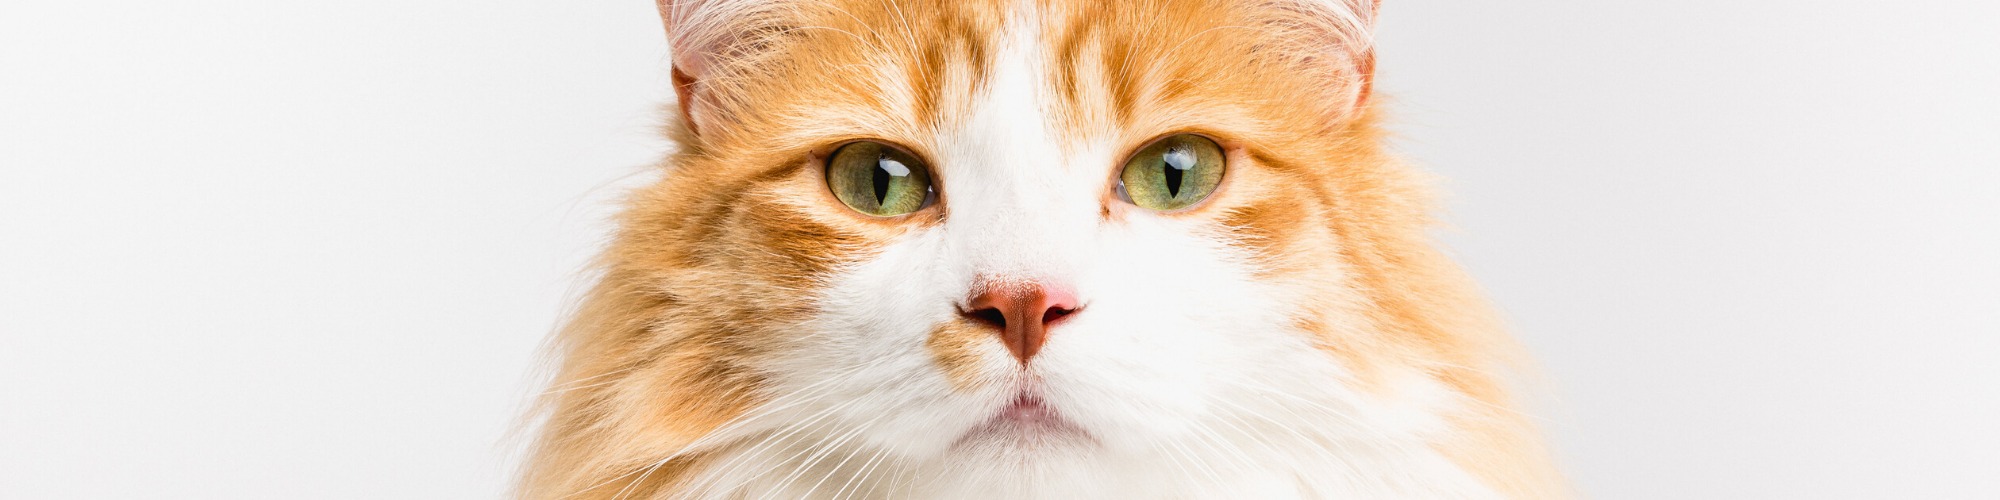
[660,0,1379,146]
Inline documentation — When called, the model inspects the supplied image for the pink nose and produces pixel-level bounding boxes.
[962,282,1079,364]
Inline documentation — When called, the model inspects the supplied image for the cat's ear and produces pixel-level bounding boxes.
[1353,0,1381,111]
[653,0,784,137]
[1258,0,1381,118]
[1352,0,1384,110]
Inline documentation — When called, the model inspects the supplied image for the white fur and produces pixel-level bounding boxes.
[660,6,1490,500]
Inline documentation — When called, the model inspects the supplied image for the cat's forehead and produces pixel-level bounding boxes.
[678,0,1367,157]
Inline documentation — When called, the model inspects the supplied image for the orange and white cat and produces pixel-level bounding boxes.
[519,0,1565,498]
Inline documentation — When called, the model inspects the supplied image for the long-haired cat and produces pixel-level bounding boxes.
[520,0,1565,498]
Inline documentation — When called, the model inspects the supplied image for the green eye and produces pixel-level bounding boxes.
[826,141,935,217]
[1119,134,1226,211]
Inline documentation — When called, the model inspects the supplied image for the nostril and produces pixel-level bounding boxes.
[963,280,1078,364]
[1041,306,1075,325]
[968,308,1007,328]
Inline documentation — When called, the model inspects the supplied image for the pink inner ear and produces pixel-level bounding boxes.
[655,0,737,136]
[1355,0,1380,110]
[1353,49,1376,112]
[671,65,702,136]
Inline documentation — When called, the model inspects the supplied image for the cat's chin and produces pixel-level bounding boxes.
[950,392,1093,454]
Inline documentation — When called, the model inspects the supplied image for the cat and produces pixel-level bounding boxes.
[518,0,1565,498]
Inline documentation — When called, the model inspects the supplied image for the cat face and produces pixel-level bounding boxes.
[523,1,1560,498]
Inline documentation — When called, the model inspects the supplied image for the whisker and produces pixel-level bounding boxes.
[831,446,892,500]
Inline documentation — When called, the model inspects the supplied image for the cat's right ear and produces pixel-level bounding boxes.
[657,0,712,136]
[654,0,775,138]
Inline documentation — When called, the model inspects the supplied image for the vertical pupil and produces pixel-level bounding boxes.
[871,157,891,204]
[1161,146,1197,199]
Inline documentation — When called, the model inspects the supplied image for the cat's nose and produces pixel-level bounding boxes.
[962,282,1079,364]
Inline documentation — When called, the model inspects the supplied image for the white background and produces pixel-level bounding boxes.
[2,1,1994,498]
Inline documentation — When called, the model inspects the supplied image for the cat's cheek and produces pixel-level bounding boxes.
[1030,220,1295,448]
[925,317,1003,393]
[767,229,1006,454]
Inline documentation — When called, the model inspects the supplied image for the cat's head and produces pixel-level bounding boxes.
[525,0,1556,498]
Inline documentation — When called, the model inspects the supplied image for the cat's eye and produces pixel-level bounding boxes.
[1118,134,1226,211]
[826,141,935,217]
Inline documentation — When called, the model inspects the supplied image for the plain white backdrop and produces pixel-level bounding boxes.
[2,1,1994,498]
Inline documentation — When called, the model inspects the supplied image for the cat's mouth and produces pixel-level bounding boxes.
[996,394,1062,426]
[953,389,1092,450]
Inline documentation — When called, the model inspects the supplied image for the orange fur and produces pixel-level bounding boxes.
[927,318,1000,392]
[521,1,1565,498]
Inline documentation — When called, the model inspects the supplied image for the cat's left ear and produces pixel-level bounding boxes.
[1259,0,1381,118]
